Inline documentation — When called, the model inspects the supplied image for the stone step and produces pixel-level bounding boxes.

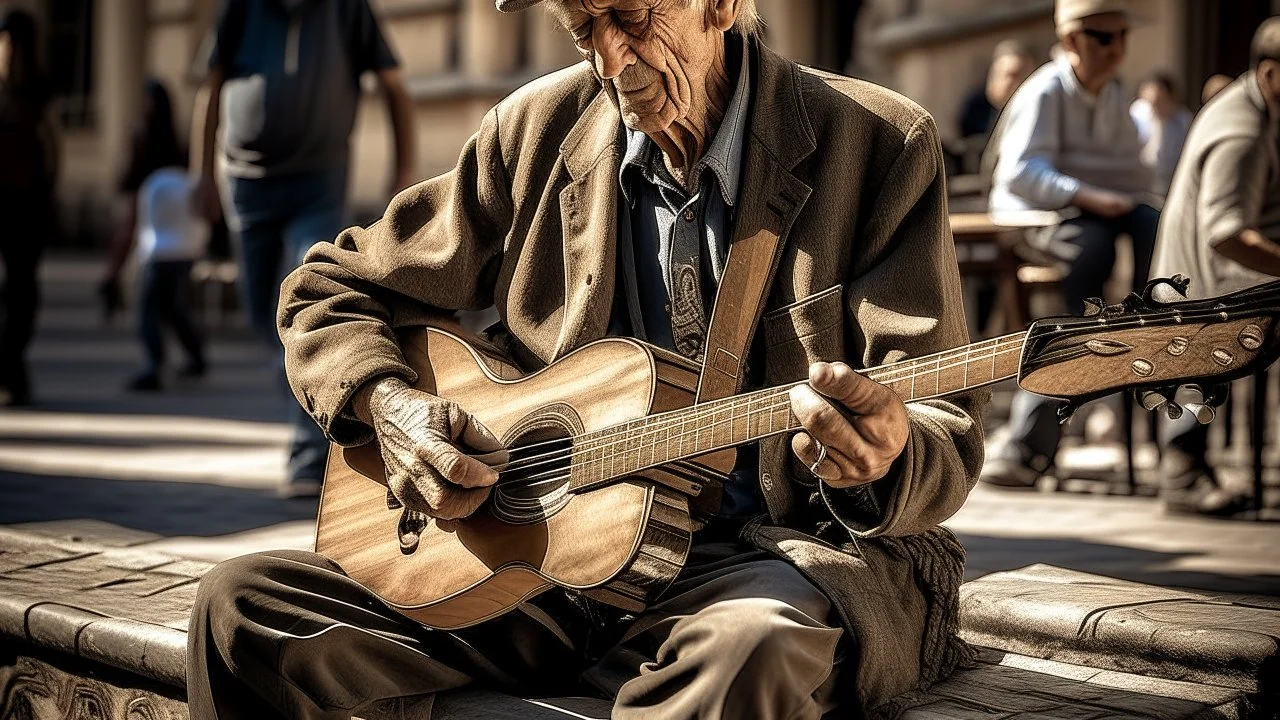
[960,563,1280,694]
[0,529,1273,718]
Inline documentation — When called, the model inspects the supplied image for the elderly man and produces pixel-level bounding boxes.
[982,0,1158,488]
[1148,18,1280,516]
[187,0,985,717]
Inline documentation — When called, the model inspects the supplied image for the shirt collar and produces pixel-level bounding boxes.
[619,33,751,207]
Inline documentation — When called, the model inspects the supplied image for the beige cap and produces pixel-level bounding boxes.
[1055,0,1130,30]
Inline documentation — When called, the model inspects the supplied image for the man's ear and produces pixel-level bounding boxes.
[1059,30,1080,58]
[706,0,741,33]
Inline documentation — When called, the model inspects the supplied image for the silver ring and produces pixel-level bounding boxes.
[808,441,828,477]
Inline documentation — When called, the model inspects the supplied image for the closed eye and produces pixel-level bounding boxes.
[614,9,651,37]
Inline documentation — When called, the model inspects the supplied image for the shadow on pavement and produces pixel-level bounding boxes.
[958,532,1280,595]
[0,471,316,536]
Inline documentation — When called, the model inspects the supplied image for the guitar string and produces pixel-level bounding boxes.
[487,336,1024,476]
[492,339,1025,479]
[492,342,1023,486]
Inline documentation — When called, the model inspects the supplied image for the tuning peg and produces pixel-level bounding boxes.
[1057,402,1079,425]
[1201,383,1230,408]
[1139,390,1169,412]
[1183,403,1216,425]
[1165,402,1184,421]
[1082,298,1106,317]
[1143,276,1192,306]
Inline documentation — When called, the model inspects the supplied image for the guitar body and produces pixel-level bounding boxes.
[316,326,723,629]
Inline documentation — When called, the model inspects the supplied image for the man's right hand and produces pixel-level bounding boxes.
[359,377,506,520]
[1073,186,1135,218]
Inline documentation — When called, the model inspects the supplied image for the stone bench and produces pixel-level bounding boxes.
[1,525,1276,719]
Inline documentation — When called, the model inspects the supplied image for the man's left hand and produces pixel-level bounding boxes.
[788,362,910,488]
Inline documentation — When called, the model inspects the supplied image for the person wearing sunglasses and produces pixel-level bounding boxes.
[984,0,1159,489]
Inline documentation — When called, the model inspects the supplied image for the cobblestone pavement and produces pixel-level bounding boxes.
[3,256,1278,594]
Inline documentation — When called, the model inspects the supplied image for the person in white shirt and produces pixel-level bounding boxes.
[1130,72,1193,197]
[126,167,209,390]
[982,0,1159,488]
[101,80,208,391]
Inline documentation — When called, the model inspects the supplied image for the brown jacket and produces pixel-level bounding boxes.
[279,39,987,717]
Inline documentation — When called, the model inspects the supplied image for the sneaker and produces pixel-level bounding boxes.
[278,479,323,499]
[978,456,1044,490]
[127,373,163,392]
[1162,475,1253,518]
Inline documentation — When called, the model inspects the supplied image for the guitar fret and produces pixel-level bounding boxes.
[569,332,1030,491]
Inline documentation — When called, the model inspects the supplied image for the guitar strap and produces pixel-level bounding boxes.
[696,226,784,403]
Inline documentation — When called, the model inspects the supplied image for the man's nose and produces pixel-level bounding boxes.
[592,21,634,79]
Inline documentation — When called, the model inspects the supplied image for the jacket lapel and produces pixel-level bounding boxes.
[729,41,816,297]
[554,91,623,359]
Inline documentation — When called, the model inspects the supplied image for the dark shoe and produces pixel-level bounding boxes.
[979,456,1044,490]
[1162,476,1253,518]
[278,479,323,499]
[178,359,207,379]
[127,373,163,392]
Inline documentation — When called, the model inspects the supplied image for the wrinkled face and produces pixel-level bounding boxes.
[545,0,731,134]
[987,53,1032,108]
[1064,12,1129,86]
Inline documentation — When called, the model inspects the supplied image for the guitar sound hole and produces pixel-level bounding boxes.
[492,427,574,524]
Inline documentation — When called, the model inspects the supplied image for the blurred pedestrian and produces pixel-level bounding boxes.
[1148,19,1280,516]
[959,40,1035,144]
[1130,72,1192,197]
[191,0,417,498]
[0,8,57,407]
[1202,74,1233,105]
[983,0,1158,488]
[102,80,208,391]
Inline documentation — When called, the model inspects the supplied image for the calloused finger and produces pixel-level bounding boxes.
[791,432,840,483]
[419,435,500,489]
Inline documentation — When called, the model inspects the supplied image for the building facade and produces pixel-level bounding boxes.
[4,0,1275,245]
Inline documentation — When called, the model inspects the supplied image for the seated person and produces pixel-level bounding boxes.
[1149,19,1280,516]
[185,0,987,717]
[983,0,1158,488]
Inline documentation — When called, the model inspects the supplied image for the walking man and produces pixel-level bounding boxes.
[191,0,417,496]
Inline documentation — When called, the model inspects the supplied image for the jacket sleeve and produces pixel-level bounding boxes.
[994,86,1081,209]
[277,107,513,447]
[822,114,988,538]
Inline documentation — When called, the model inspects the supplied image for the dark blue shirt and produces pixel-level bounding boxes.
[610,35,762,519]
[206,0,398,177]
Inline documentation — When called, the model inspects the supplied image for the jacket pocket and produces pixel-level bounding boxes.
[761,285,845,385]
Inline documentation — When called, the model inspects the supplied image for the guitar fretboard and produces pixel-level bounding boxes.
[567,332,1025,491]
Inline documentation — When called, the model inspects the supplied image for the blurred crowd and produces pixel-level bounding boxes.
[1,0,1277,514]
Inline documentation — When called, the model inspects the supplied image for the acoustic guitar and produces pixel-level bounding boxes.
[316,277,1280,630]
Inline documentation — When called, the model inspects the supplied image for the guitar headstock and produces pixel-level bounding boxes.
[1018,276,1280,423]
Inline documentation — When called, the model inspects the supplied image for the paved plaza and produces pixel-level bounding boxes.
[2,256,1278,594]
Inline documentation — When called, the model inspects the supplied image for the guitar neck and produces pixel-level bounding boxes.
[567,332,1025,492]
